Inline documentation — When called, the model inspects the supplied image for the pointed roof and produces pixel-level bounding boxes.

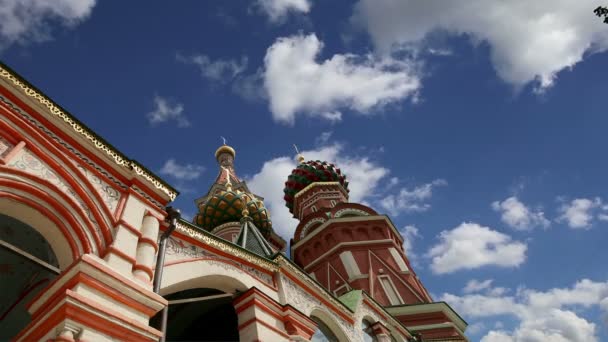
[236,216,275,257]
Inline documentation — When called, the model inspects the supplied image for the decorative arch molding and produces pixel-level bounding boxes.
[309,307,351,342]
[160,258,278,298]
[299,217,326,240]
[0,167,101,255]
[0,101,119,244]
[0,195,78,269]
[334,208,371,218]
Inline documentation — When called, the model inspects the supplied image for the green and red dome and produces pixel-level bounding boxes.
[194,189,272,236]
[283,160,349,213]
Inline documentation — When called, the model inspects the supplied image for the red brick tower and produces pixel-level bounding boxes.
[284,153,467,340]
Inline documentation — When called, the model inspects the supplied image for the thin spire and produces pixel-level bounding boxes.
[293,144,305,164]
[221,136,227,145]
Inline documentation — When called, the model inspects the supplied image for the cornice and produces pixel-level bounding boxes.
[0,63,178,201]
[174,220,279,272]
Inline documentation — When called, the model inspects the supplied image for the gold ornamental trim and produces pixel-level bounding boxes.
[175,221,279,272]
[0,65,177,201]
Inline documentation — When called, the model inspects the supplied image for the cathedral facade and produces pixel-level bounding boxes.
[0,62,468,341]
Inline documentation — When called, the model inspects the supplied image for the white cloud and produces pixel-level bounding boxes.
[247,143,389,239]
[558,197,603,229]
[492,197,550,231]
[177,53,248,83]
[352,0,608,91]
[0,0,96,49]
[263,33,421,125]
[399,225,420,259]
[255,0,311,23]
[442,278,608,342]
[380,179,446,216]
[427,222,527,274]
[146,95,189,128]
[464,279,494,294]
[159,159,204,181]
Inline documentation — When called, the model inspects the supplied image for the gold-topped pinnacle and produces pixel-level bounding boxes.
[242,208,249,217]
[293,144,305,164]
[215,144,236,161]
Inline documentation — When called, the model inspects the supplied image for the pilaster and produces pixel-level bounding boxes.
[14,254,167,342]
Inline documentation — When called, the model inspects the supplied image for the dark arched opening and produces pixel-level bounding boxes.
[160,288,239,341]
[0,213,60,340]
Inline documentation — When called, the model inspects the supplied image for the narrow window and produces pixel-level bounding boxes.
[379,276,403,305]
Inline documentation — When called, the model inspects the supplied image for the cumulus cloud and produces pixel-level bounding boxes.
[558,197,604,229]
[263,33,421,125]
[442,279,608,341]
[146,95,189,128]
[247,143,389,239]
[0,0,96,49]
[352,0,608,91]
[427,222,527,274]
[255,0,311,23]
[492,197,550,231]
[176,53,248,84]
[380,179,446,215]
[159,159,205,181]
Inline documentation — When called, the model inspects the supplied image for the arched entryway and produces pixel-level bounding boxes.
[0,213,60,340]
[159,288,239,341]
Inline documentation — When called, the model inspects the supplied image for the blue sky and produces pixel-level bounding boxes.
[2,1,608,340]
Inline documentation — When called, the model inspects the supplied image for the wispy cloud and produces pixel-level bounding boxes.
[146,95,190,128]
[159,159,204,181]
[177,53,248,84]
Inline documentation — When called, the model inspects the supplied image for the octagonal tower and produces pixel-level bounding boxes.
[285,152,465,340]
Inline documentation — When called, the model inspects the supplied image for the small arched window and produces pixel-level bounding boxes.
[310,316,339,342]
[362,320,378,342]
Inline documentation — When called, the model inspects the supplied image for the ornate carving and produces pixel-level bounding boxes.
[0,136,12,157]
[300,217,326,239]
[175,221,279,272]
[334,208,370,218]
[166,235,274,286]
[0,68,177,200]
[76,165,120,212]
[8,149,103,240]
[0,95,128,193]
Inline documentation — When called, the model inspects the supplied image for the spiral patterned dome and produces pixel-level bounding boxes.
[283,160,349,214]
[194,189,272,235]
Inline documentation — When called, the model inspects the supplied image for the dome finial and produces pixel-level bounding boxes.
[215,137,236,163]
[293,144,305,164]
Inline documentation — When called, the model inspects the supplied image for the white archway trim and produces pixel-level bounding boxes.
[310,307,351,342]
[160,258,279,300]
[0,197,74,269]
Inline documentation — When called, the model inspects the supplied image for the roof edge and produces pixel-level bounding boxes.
[0,61,179,201]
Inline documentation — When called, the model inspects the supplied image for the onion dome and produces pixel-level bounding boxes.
[194,189,272,235]
[193,144,272,236]
[283,158,349,214]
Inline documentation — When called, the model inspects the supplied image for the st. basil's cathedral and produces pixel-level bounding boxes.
[0,61,468,341]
